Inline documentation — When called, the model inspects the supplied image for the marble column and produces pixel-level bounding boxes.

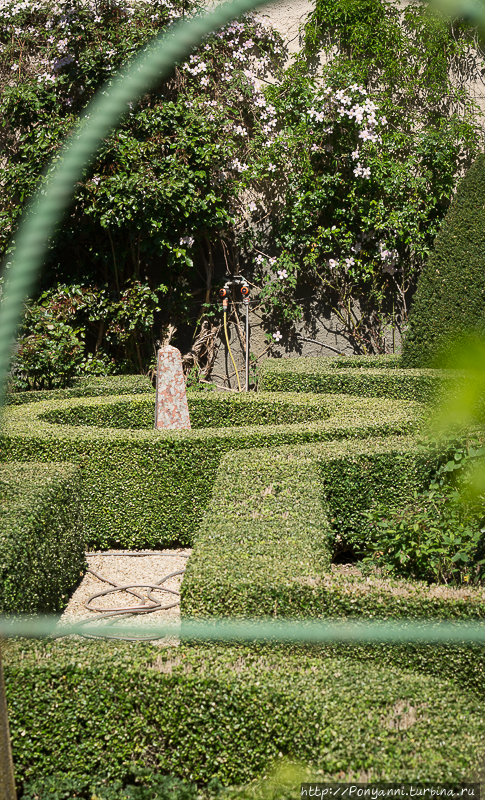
[155,345,191,430]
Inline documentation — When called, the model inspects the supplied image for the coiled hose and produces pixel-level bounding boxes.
[70,551,190,642]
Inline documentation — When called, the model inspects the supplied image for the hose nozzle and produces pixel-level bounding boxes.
[219,287,229,311]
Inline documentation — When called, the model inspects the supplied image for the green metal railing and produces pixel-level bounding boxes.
[2,616,485,644]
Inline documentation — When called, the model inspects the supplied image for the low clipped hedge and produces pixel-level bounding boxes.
[38,391,330,430]
[182,448,333,619]
[5,374,154,405]
[0,462,85,613]
[259,356,457,404]
[181,438,443,620]
[0,392,422,549]
[4,638,485,788]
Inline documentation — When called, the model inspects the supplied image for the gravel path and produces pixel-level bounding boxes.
[58,549,191,643]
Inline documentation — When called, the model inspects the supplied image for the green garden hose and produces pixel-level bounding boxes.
[223,310,241,392]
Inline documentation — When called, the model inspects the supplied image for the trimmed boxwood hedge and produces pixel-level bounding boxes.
[4,638,485,788]
[181,438,459,620]
[259,356,456,404]
[182,448,334,619]
[38,391,331,430]
[402,153,485,367]
[0,392,422,550]
[0,462,85,613]
[5,374,154,405]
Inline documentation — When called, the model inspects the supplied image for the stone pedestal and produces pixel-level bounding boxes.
[155,345,191,430]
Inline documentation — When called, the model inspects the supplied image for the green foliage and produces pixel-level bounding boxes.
[242,0,484,351]
[182,448,333,618]
[6,373,154,404]
[10,282,163,389]
[10,295,86,390]
[0,390,420,549]
[20,771,207,800]
[402,154,485,367]
[0,0,285,378]
[4,639,485,788]
[364,484,485,584]
[182,437,442,619]
[0,462,85,613]
[304,0,478,119]
[39,392,331,430]
[0,0,483,383]
[259,355,453,403]
[360,433,485,584]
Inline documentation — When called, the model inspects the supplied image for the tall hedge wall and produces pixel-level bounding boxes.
[0,462,85,613]
[402,153,485,367]
[0,392,422,549]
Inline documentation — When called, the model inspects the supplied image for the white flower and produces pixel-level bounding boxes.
[200,76,209,87]
[362,167,371,179]
[328,259,338,269]
[180,235,195,248]
[345,257,355,267]
[273,331,282,341]
[255,254,265,264]
[231,159,248,172]
[351,150,359,160]
[267,163,277,172]
[248,201,257,212]
[11,63,18,70]
[277,269,288,280]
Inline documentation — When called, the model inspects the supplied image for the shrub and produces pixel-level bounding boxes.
[180,437,485,620]
[259,356,454,403]
[363,484,485,585]
[6,374,154,404]
[11,310,85,391]
[402,153,485,367]
[4,639,485,788]
[182,447,333,619]
[0,391,421,549]
[0,462,85,613]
